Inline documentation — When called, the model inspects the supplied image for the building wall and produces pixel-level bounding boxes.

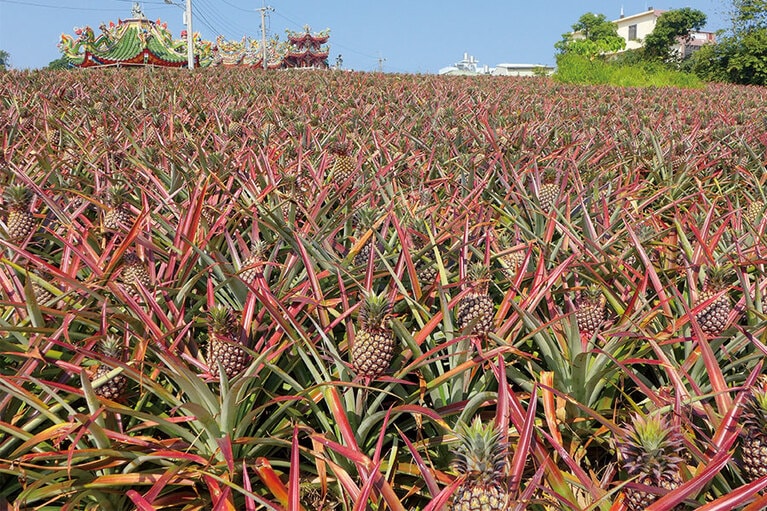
[614,10,662,50]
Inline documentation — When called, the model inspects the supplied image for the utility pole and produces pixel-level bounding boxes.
[164,0,194,69]
[377,53,386,73]
[256,4,273,70]
[185,0,194,69]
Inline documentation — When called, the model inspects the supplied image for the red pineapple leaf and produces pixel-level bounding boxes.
[253,457,289,507]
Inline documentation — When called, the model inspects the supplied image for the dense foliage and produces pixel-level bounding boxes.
[555,12,626,57]
[2,68,767,510]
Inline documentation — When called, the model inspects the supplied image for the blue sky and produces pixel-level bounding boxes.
[0,0,729,73]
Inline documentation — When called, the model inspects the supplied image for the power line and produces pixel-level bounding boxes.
[195,0,253,38]
[0,0,124,11]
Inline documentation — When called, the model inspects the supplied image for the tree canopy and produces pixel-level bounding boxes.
[643,8,707,62]
[0,50,9,70]
[690,0,767,84]
[555,13,626,57]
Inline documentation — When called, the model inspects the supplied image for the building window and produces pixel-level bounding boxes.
[628,24,638,41]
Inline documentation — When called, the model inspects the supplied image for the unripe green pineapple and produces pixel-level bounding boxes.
[208,306,251,379]
[450,418,510,511]
[456,263,495,336]
[3,185,35,242]
[121,251,151,295]
[330,140,355,184]
[740,378,767,482]
[102,185,131,232]
[575,285,606,338]
[694,265,732,337]
[617,413,685,511]
[92,336,128,400]
[350,292,394,379]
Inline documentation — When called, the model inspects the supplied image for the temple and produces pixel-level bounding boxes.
[283,26,330,69]
[59,5,329,70]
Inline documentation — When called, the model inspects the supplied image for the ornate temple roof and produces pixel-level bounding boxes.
[58,8,328,70]
[59,16,209,68]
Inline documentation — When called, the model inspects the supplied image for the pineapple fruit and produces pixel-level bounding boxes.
[3,185,35,241]
[537,170,559,213]
[743,199,764,228]
[207,306,251,379]
[350,292,394,379]
[102,185,131,232]
[616,413,685,511]
[740,378,767,482]
[92,336,128,400]
[238,240,267,284]
[575,285,607,338]
[496,232,524,279]
[352,207,380,267]
[694,265,732,337]
[450,417,509,511]
[329,140,355,184]
[121,251,151,295]
[456,263,495,336]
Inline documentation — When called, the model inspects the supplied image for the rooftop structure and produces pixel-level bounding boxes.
[58,8,329,70]
[439,53,553,77]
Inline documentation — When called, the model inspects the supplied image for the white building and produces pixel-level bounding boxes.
[613,8,716,57]
[438,53,553,77]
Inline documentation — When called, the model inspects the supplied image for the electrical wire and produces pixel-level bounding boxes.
[0,0,123,11]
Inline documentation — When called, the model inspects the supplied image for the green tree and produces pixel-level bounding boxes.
[0,50,10,70]
[643,8,707,63]
[47,57,71,70]
[690,0,767,84]
[555,12,626,57]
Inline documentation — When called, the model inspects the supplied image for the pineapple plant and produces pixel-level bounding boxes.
[616,413,685,511]
[102,185,131,232]
[741,378,767,482]
[3,185,35,242]
[350,292,394,379]
[574,285,607,338]
[207,306,251,379]
[456,263,495,336]
[121,251,151,294]
[450,417,510,511]
[91,336,128,400]
[693,265,732,337]
[329,140,356,184]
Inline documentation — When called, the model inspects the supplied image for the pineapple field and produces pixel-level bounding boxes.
[1,67,767,510]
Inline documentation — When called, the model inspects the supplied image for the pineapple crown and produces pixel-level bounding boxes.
[104,184,126,206]
[358,292,392,331]
[353,206,379,233]
[617,413,684,479]
[3,185,32,208]
[122,250,142,265]
[451,417,508,483]
[330,139,352,156]
[208,305,239,336]
[703,264,733,291]
[578,284,604,305]
[466,262,490,286]
[742,379,767,432]
[99,335,124,359]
